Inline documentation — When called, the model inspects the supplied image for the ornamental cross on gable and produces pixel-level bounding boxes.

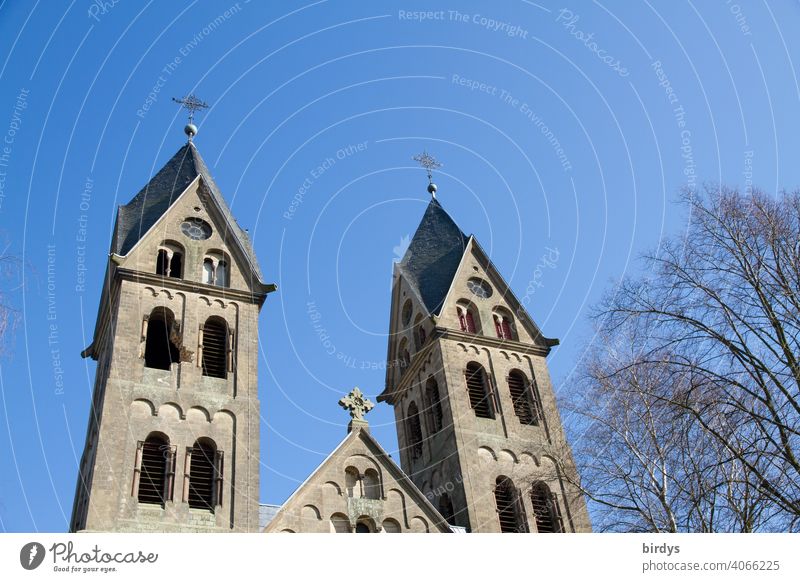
[338,387,374,421]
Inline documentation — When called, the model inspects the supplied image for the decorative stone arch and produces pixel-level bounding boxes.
[130,398,155,417]
[492,306,517,341]
[158,402,183,420]
[330,512,350,533]
[156,240,184,279]
[202,249,231,287]
[186,406,211,423]
[381,518,401,533]
[455,299,481,334]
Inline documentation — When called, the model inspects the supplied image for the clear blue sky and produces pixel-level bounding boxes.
[0,0,798,532]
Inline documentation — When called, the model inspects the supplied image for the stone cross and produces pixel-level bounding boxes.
[338,387,374,421]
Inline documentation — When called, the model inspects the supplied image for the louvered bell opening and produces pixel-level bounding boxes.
[466,364,492,418]
[138,441,166,506]
[495,481,520,533]
[407,403,423,459]
[531,485,558,533]
[509,373,535,425]
[188,444,216,511]
[202,320,227,379]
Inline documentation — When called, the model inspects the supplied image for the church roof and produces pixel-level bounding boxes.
[111,141,264,281]
[398,198,468,315]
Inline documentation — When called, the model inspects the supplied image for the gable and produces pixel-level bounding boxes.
[112,142,265,287]
[263,428,450,533]
[119,176,259,293]
[439,237,557,347]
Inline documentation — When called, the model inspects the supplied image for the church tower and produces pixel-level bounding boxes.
[70,129,275,532]
[378,179,590,533]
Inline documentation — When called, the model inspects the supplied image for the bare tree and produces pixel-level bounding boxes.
[559,186,799,532]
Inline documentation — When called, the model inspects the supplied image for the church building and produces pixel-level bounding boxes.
[70,118,590,534]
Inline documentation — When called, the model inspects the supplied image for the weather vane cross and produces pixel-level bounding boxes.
[172,94,209,140]
[338,387,374,422]
[413,150,442,184]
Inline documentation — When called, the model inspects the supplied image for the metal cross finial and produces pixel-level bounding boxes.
[338,387,374,422]
[413,150,442,184]
[173,94,209,140]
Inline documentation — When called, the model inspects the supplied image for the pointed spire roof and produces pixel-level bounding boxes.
[112,141,263,282]
[399,198,468,315]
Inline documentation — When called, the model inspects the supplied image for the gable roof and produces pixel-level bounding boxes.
[398,198,469,315]
[263,426,451,532]
[111,141,264,282]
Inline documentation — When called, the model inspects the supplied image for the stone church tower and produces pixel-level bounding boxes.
[70,136,275,532]
[378,185,591,533]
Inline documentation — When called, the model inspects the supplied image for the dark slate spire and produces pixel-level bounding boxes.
[111,142,264,281]
[399,198,469,315]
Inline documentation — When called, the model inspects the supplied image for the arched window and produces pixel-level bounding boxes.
[202,252,230,287]
[414,315,428,350]
[438,493,455,525]
[493,309,516,340]
[495,476,525,533]
[406,401,423,460]
[187,439,223,511]
[382,518,401,533]
[456,301,479,334]
[363,469,381,500]
[143,307,180,370]
[425,377,444,433]
[401,299,413,327]
[133,433,175,506]
[345,467,361,498]
[508,370,542,426]
[355,523,371,533]
[398,338,410,373]
[330,513,350,533]
[465,362,493,419]
[200,317,230,379]
[155,243,183,279]
[202,258,214,284]
[531,482,562,533]
[215,260,228,286]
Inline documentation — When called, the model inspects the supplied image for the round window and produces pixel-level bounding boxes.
[180,217,212,240]
[467,277,493,299]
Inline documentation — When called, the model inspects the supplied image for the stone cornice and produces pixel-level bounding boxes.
[115,267,274,306]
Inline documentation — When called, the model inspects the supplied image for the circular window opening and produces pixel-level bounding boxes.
[180,217,212,240]
[467,277,493,299]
